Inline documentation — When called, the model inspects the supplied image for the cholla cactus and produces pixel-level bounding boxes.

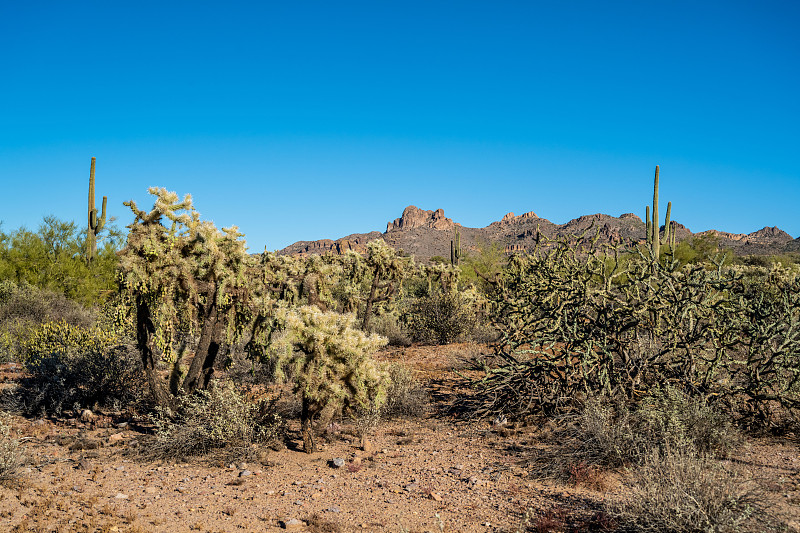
[271,306,389,453]
[361,240,413,331]
[119,187,274,407]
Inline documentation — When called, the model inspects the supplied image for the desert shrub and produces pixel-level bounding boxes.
[617,451,773,533]
[0,412,23,481]
[14,320,144,416]
[528,387,741,481]
[381,362,428,418]
[369,312,412,347]
[145,380,283,459]
[404,288,479,345]
[0,281,95,362]
[580,387,740,468]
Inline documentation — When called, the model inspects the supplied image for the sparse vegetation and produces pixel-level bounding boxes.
[0,412,23,481]
[145,380,283,459]
[0,180,797,531]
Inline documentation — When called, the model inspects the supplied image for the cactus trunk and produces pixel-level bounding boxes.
[87,157,107,263]
[651,165,660,260]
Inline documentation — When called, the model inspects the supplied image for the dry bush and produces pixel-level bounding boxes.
[369,312,412,347]
[617,451,776,533]
[142,381,284,459]
[528,387,741,481]
[0,412,23,481]
[381,362,429,419]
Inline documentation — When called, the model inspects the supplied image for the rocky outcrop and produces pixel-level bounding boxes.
[386,206,455,233]
[491,211,539,227]
[279,205,795,261]
[749,226,793,241]
[280,232,383,256]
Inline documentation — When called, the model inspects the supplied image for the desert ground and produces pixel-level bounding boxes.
[0,344,798,533]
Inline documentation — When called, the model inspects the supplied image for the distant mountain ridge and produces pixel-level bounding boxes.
[278,205,798,260]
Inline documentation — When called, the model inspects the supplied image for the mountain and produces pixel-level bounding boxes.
[278,205,796,260]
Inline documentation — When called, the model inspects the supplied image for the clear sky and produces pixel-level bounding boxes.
[1,1,798,251]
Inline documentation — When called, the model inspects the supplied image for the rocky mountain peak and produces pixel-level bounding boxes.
[749,226,793,241]
[386,205,455,233]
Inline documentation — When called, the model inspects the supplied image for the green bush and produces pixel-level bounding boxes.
[368,312,412,347]
[404,289,480,345]
[14,320,144,416]
[0,216,121,307]
[0,281,95,363]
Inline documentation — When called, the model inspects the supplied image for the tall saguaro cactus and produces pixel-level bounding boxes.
[87,157,107,263]
[450,226,462,266]
[645,165,674,261]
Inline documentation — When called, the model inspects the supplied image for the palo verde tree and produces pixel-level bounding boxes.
[270,306,388,453]
[118,188,273,408]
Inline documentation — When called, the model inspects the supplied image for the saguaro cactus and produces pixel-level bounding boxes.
[450,226,462,266]
[87,157,107,263]
[645,165,674,261]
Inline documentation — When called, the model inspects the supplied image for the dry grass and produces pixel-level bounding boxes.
[617,450,776,532]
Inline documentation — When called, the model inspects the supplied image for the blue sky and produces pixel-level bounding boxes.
[1,1,798,251]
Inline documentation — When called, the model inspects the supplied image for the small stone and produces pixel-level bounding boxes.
[145,487,158,494]
[115,421,129,429]
[330,458,345,468]
[430,492,442,501]
[114,493,128,499]
[237,462,248,470]
[326,506,340,513]
[239,470,252,477]
[280,518,305,530]
[404,483,419,491]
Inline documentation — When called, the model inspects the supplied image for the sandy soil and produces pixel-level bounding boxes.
[0,344,798,533]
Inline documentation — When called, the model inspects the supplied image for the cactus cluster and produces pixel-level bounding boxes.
[86,157,107,263]
[645,165,676,260]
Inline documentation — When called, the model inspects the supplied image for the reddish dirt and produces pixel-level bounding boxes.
[0,345,798,533]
